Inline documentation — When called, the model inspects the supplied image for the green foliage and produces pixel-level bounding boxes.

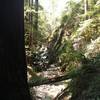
[67,54,100,100]
[25,0,100,99]
[61,0,83,34]
[72,0,100,42]
[30,74,48,84]
[51,0,100,99]
[74,17,100,43]
[85,36,100,58]
[24,1,49,51]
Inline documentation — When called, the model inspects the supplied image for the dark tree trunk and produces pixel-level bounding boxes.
[0,0,32,100]
[35,0,38,31]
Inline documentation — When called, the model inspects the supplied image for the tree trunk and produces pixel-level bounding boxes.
[84,0,88,19]
[0,0,32,100]
[29,0,31,6]
[84,0,88,14]
[35,0,38,31]
[29,74,71,87]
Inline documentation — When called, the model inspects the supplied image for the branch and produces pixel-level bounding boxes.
[53,87,69,100]
[28,74,71,87]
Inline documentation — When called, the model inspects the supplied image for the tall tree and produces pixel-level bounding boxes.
[0,0,32,100]
[35,0,39,31]
[84,0,89,19]
[29,0,35,50]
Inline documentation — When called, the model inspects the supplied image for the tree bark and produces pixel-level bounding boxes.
[0,0,32,100]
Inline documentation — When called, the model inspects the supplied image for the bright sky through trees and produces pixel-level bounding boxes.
[40,0,66,17]
[39,0,67,30]
[39,0,80,29]
[40,0,80,17]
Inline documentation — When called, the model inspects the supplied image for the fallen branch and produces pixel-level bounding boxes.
[53,87,70,100]
[28,74,71,87]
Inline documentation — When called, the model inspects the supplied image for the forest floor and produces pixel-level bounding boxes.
[30,67,68,100]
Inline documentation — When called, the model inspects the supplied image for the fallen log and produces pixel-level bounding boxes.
[28,74,71,87]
